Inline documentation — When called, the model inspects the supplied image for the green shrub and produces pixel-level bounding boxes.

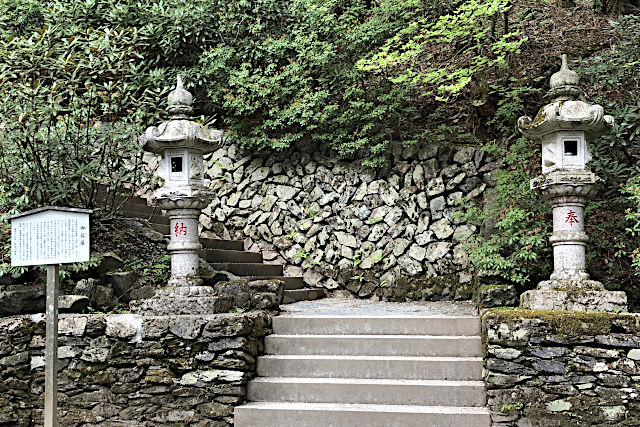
[456,138,550,286]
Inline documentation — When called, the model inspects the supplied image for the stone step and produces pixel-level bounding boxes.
[248,377,487,406]
[123,210,169,224]
[149,223,170,235]
[272,316,481,336]
[282,289,325,304]
[264,335,482,357]
[209,263,283,277]
[234,402,490,427]
[201,248,263,263]
[256,355,483,380]
[245,276,303,290]
[201,239,245,251]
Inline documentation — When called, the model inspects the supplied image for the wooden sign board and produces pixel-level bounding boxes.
[9,206,92,427]
[10,207,92,267]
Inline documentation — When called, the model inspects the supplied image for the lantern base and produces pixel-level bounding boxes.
[130,294,234,316]
[520,280,627,312]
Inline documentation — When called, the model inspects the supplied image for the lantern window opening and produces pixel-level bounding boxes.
[564,140,578,157]
[171,156,183,173]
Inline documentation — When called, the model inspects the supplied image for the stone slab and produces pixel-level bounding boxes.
[130,295,234,315]
[520,289,627,312]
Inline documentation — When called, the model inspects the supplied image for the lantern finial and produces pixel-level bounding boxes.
[167,74,193,115]
[549,54,581,101]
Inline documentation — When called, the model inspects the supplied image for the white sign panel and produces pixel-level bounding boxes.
[10,208,91,266]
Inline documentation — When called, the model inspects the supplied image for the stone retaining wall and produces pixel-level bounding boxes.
[483,309,640,426]
[144,141,499,301]
[0,311,271,426]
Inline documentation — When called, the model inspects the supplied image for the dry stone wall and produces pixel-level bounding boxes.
[483,310,640,426]
[143,141,499,301]
[0,311,271,426]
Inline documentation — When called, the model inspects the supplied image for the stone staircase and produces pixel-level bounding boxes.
[199,238,325,303]
[235,312,489,427]
[96,186,324,304]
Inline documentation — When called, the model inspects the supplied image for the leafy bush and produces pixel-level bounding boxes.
[457,138,551,286]
[576,15,640,291]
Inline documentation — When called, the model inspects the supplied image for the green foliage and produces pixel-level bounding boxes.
[124,253,170,287]
[293,249,309,259]
[0,1,175,209]
[577,15,640,285]
[623,178,640,273]
[501,401,524,413]
[197,0,443,166]
[457,138,550,286]
[353,249,363,268]
[357,0,525,101]
[0,183,31,277]
[0,0,530,193]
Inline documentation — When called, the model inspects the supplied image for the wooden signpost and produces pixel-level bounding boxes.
[10,207,92,427]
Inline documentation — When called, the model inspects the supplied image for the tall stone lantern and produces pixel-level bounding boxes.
[131,76,226,315]
[517,55,627,312]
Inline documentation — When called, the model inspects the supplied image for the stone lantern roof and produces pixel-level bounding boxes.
[517,54,614,142]
[140,75,223,154]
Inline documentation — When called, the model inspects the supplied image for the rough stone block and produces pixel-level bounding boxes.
[475,284,518,309]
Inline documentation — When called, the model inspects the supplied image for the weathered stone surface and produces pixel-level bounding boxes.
[75,278,98,302]
[475,284,518,309]
[141,142,500,302]
[106,314,143,340]
[105,271,138,300]
[0,284,45,315]
[484,310,640,426]
[58,295,90,313]
[94,252,125,281]
[0,311,271,426]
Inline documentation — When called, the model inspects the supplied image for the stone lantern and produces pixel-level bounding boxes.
[131,76,227,315]
[517,55,627,312]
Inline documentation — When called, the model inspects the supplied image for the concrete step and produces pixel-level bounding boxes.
[272,316,481,336]
[283,289,325,304]
[264,335,482,357]
[201,248,262,263]
[245,276,303,290]
[256,355,483,380]
[209,262,283,276]
[234,402,490,427]
[201,238,245,251]
[248,377,487,406]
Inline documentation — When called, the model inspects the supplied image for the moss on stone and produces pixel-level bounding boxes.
[531,109,548,126]
[387,274,471,302]
[483,307,635,336]
[479,284,509,291]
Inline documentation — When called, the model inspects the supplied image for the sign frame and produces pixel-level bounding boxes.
[9,206,92,427]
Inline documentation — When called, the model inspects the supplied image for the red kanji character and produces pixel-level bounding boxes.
[180,223,187,236]
[565,210,579,226]
[174,223,180,237]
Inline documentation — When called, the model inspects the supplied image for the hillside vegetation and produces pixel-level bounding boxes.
[0,0,639,306]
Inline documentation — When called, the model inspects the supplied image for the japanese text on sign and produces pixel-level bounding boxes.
[11,209,90,266]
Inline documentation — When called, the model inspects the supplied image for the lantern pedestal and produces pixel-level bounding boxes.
[519,170,627,312]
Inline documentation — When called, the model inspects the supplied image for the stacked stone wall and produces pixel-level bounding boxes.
[143,141,499,300]
[0,311,270,426]
[483,310,640,426]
